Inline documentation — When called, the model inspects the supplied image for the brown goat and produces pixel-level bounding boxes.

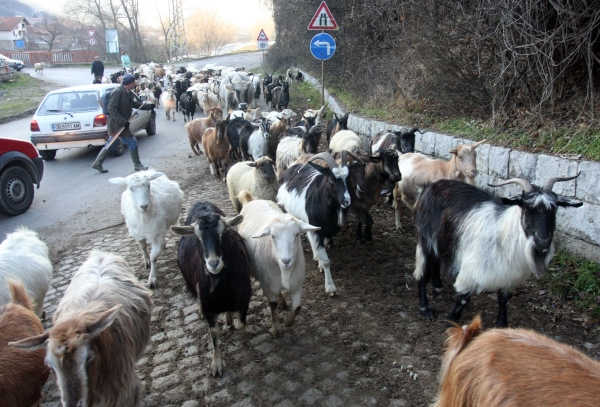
[154,67,165,79]
[433,315,600,407]
[185,106,223,155]
[267,117,289,160]
[11,251,153,407]
[202,119,230,179]
[1,280,49,407]
[393,140,486,229]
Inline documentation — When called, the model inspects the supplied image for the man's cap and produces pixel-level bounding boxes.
[94,56,100,59]
[122,74,136,85]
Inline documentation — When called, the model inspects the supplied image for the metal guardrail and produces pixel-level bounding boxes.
[0,51,97,65]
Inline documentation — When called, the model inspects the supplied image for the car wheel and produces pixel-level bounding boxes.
[109,139,125,156]
[0,166,35,216]
[146,113,156,136]
[39,149,56,161]
[16,67,22,71]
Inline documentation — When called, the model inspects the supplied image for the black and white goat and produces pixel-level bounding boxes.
[171,201,252,377]
[277,152,353,296]
[370,128,419,155]
[179,90,196,122]
[413,175,582,328]
[326,112,350,144]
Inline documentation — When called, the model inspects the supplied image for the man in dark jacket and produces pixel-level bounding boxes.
[91,56,104,84]
[92,74,148,173]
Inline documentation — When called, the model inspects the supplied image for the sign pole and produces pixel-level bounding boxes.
[308,2,338,107]
[321,57,324,106]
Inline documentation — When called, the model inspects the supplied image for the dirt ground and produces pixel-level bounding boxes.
[38,85,600,407]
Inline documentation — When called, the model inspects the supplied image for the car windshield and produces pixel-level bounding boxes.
[37,90,103,116]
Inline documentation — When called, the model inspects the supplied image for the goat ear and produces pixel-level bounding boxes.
[297,220,321,233]
[246,162,257,168]
[9,332,49,351]
[449,148,458,155]
[108,177,128,185]
[149,172,164,180]
[501,196,522,206]
[224,215,244,227]
[556,196,583,208]
[252,227,271,239]
[86,305,122,338]
[171,225,195,236]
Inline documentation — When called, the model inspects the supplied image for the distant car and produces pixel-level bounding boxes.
[0,137,44,216]
[30,84,156,161]
[0,53,24,71]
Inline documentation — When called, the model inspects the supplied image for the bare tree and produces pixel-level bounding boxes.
[119,0,146,61]
[156,5,171,61]
[185,8,236,57]
[28,16,66,51]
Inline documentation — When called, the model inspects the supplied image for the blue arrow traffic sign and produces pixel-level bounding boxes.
[310,33,336,61]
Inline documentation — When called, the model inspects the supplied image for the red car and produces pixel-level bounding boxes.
[0,138,44,216]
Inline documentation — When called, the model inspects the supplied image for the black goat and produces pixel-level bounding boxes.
[171,201,252,377]
[277,152,355,296]
[413,175,582,328]
[179,91,196,122]
[228,117,256,161]
[370,128,419,155]
[277,81,290,112]
[262,73,273,99]
[345,150,402,242]
[326,112,350,143]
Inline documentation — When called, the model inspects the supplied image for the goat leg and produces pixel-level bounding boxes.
[206,315,222,377]
[496,290,513,328]
[268,301,281,337]
[446,292,472,323]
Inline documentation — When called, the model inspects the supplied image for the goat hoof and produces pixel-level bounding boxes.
[419,307,435,321]
[148,280,156,289]
[211,359,223,377]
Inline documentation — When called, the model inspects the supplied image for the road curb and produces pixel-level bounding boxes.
[0,107,37,125]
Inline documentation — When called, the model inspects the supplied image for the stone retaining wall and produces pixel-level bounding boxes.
[303,71,600,262]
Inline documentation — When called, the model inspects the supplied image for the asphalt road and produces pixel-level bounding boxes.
[0,52,264,252]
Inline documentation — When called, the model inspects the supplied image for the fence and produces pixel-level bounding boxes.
[0,51,97,65]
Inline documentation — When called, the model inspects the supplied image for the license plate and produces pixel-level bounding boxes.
[52,122,81,131]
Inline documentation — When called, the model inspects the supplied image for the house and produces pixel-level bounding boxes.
[0,17,30,50]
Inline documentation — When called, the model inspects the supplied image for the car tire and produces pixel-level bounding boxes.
[0,166,35,216]
[39,149,56,161]
[146,113,156,136]
[109,139,125,156]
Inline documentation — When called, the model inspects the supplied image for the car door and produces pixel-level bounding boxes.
[128,91,150,134]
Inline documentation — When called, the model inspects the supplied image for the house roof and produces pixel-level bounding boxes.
[0,17,30,32]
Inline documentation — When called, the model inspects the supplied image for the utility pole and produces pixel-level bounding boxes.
[168,0,187,61]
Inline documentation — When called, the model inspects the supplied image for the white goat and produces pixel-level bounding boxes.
[329,130,367,155]
[237,196,319,336]
[160,88,177,121]
[11,250,153,407]
[34,62,44,74]
[199,89,220,117]
[247,118,271,161]
[0,226,52,318]
[226,156,278,213]
[276,136,304,177]
[109,169,183,288]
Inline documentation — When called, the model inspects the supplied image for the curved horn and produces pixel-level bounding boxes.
[298,152,338,173]
[340,150,348,167]
[543,172,580,192]
[345,150,365,164]
[471,139,487,149]
[487,178,533,193]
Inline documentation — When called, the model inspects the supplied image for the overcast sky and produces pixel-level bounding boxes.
[23,0,273,30]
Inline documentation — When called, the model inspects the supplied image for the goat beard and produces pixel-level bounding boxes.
[208,273,222,294]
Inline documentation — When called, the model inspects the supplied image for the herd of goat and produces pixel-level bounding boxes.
[0,64,597,406]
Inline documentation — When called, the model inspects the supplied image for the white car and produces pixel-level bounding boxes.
[0,53,24,71]
[30,84,156,161]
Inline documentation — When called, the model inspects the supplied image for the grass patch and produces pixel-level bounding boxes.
[542,251,600,318]
[0,73,60,118]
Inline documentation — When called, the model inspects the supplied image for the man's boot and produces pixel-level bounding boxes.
[92,148,110,173]
[131,149,148,171]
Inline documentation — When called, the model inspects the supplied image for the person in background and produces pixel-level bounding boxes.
[92,74,148,173]
[121,50,131,73]
[91,56,104,84]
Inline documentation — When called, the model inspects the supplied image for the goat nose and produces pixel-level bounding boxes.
[208,259,220,269]
[282,258,291,267]
[140,204,149,210]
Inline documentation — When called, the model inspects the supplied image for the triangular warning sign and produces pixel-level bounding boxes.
[308,1,338,30]
[257,29,269,41]
[88,30,95,37]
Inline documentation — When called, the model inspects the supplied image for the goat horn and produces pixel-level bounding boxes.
[488,178,533,193]
[543,172,580,192]
[471,139,487,149]
[340,150,348,168]
[345,150,365,164]
[298,152,337,173]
